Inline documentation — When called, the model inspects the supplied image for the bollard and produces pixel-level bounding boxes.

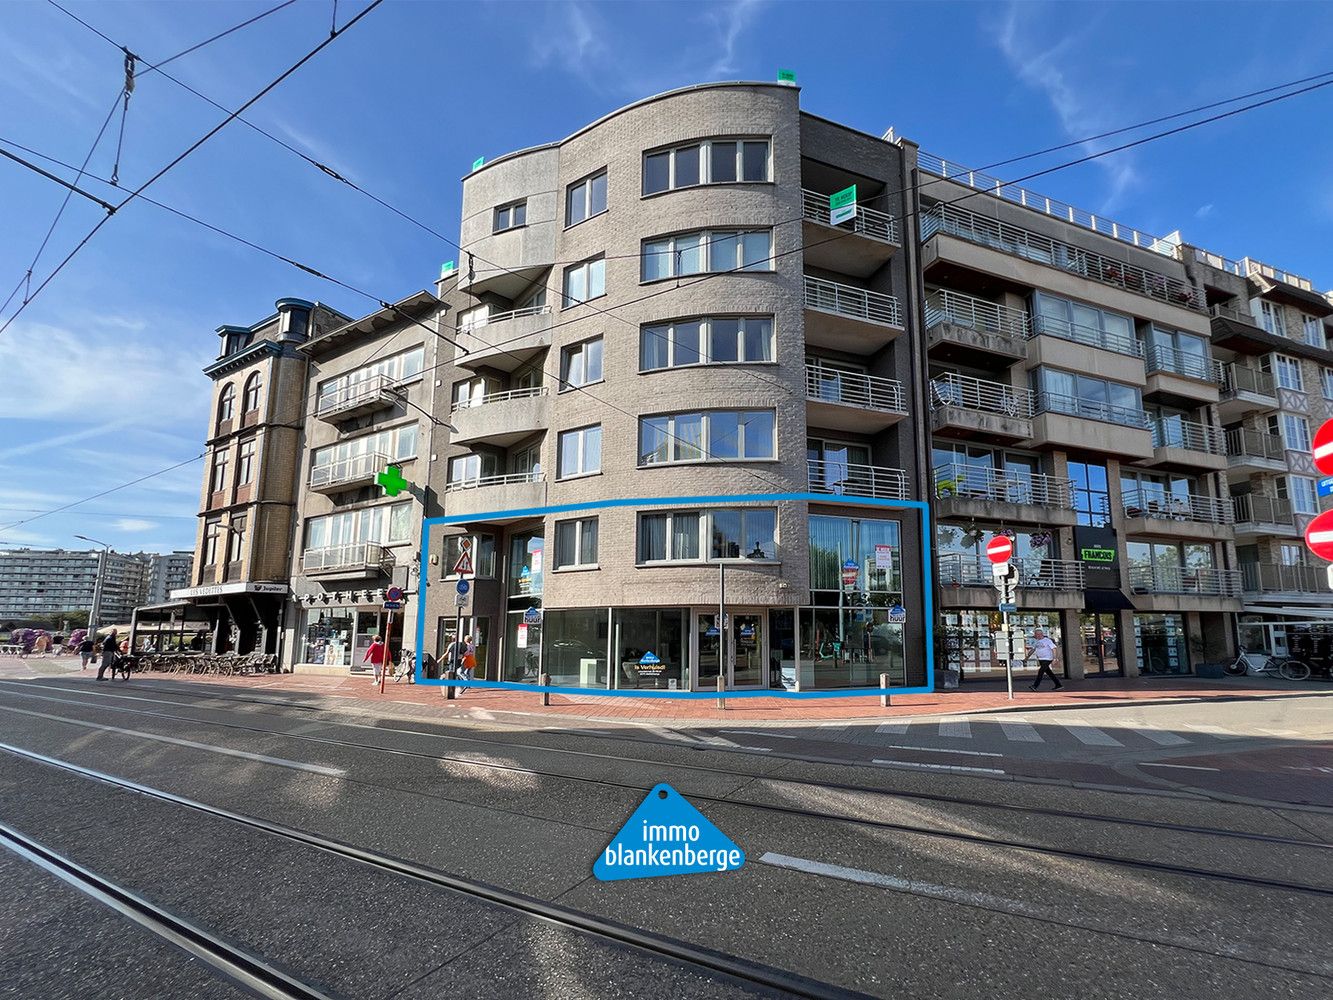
[880,672,891,709]
[540,672,550,707]
[716,674,726,710]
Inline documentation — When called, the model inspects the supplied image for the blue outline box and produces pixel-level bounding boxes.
[415,492,934,699]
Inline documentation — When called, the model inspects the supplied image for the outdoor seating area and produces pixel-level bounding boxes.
[138,651,279,676]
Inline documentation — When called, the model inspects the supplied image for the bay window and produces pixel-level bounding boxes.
[638,409,775,465]
[642,137,771,195]
[641,228,773,281]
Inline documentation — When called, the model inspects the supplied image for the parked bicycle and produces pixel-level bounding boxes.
[1224,652,1311,681]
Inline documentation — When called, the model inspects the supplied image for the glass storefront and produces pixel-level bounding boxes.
[940,610,1064,681]
[613,609,687,690]
[1133,613,1189,675]
[797,606,905,688]
[1079,612,1123,677]
[543,608,608,686]
[300,606,397,669]
[435,616,491,679]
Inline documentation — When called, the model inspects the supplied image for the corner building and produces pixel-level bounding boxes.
[430,82,930,691]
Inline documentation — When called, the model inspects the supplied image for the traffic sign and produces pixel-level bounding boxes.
[1320,476,1333,498]
[1314,419,1333,476]
[1305,508,1333,561]
[452,548,473,576]
[998,602,1018,613]
[986,536,1013,564]
[386,586,403,603]
[455,579,470,595]
[454,591,468,607]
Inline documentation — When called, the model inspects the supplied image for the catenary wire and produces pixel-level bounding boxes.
[135,0,300,77]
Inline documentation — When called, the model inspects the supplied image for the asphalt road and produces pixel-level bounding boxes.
[0,676,1329,999]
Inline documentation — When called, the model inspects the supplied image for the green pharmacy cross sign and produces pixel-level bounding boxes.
[377,464,409,498]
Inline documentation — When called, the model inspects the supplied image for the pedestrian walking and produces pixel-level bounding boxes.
[458,635,477,692]
[96,631,118,681]
[442,634,465,693]
[364,636,387,684]
[78,635,94,670]
[1025,628,1063,691]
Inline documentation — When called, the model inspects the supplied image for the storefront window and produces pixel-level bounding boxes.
[436,616,490,679]
[1133,613,1189,674]
[302,609,353,666]
[808,515,902,599]
[503,610,542,682]
[509,532,544,598]
[540,608,608,686]
[612,609,687,690]
[797,606,905,688]
[940,610,1064,680]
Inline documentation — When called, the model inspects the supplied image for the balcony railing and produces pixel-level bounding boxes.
[450,385,547,414]
[805,365,906,413]
[807,459,908,500]
[1030,314,1142,357]
[920,203,1205,311]
[801,188,899,245]
[803,275,902,327]
[1224,428,1285,463]
[1128,565,1241,597]
[1033,390,1151,429]
[938,553,1085,590]
[301,543,386,574]
[1143,345,1224,383]
[929,373,1034,419]
[309,451,392,490]
[443,471,545,494]
[1150,417,1224,455]
[1220,364,1276,399]
[316,373,398,419]
[1232,494,1295,527]
[1209,302,1258,326]
[1121,489,1233,525]
[1240,562,1325,594]
[457,304,551,333]
[933,462,1073,510]
[925,289,1031,340]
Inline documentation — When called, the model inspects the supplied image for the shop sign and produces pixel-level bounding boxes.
[516,624,528,648]
[888,603,906,624]
[523,607,542,625]
[638,651,664,678]
[875,544,894,570]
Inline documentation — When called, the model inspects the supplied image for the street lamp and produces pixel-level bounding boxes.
[74,534,111,639]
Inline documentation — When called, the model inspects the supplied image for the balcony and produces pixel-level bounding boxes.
[807,459,908,500]
[1142,345,1223,406]
[1029,391,1153,459]
[1128,566,1242,605]
[1218,364,1278,422]
[802,276,903,354]
[308,451,392,494]
[805,365,906,433]
[443,471,547,523]
[924,289,1030,366]
[301,543,389,578]
[1120,489,1233,541]
[450,387,550,447]
[929,373,1033,442]
[1232,494,1298,537]
[455,305,553,372]
[1224,428,1287,475]
[800,188,899,277]
[1146,417,1226,472]
[316,374,399,422]
[1241,562,1327,596]
[1209,302,1262,329]
[933,463,1076,526]
[937,554,1085,610]
[920,203,1206,313]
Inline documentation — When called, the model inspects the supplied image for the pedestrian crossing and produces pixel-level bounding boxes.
[855,715,1284,752]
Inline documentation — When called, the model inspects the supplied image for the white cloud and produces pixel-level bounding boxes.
[0,419,139,461]
[706,0,765,77]
[113,518,158,532]
[1195,203,1215,219]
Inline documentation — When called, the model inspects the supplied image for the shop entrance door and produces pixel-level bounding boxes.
[1079,612,1123,677]
[692,609,767,690]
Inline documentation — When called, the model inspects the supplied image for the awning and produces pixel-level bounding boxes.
[1084,588,1136,611]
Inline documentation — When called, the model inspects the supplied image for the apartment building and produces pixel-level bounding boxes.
[0,547,149,626]
[420,81,931,692]
[145,550,194,605]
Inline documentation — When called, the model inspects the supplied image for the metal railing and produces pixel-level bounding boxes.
[1030,314,1142,357]
[1128,565,1241,597]
[807,459,908,500]
[450,385,547,413]
[443,470,545,493]
[924,288,1031,341]
[316,373,397,418]
[929,373,1033,419]
[1232,494,1295,527]
[457,304,551,332]
[1220,364,1276,399]
[301,542,386,573]
[1150,417,1224,455]
[1224,428,1285,463]
[309,451,392,490]
[920,203,1205,311]
[804,275,902,327]
[805,365,906,413]
[1033,390,1150,429]
[1143,345,1224,383]
[938,553,1085,590]
[1240,562,1325,594]
[1209,302,1256,326]
[1121,489,1233,525]
[933,462,1074,509]
[801,189,899,245]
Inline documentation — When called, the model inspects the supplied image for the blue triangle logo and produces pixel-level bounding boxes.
[594,783,744,881]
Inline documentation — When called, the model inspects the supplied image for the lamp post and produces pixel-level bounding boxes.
[74,534,111,640]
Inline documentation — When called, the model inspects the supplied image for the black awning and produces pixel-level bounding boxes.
[1084,588,1136,611]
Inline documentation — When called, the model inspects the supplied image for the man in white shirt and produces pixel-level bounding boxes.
[1025,628,1063,691]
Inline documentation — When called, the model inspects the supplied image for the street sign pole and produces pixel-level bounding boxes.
[1003,607,1013,701]
[379,609,393,694]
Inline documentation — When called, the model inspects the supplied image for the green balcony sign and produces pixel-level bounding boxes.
[829,184,857,226]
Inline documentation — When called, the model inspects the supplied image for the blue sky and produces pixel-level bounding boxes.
[1,0,1331,555]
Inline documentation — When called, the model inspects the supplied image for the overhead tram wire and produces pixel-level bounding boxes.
[0,0,386,339]
[133,0,300,78]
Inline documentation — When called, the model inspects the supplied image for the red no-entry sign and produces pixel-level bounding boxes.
[1305,509,1333,562]
[1314,419,1333,477]
[986,536,1013,564]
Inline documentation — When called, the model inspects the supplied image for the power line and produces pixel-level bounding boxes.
[136,0,299,77]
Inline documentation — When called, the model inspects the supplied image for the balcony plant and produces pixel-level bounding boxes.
[1029,531,1051,550]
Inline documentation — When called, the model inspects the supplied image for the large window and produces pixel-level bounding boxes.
[641,229,773,281]
[216,383,235,426]
[241,373,261,414]
[1260,300,1287,337]
[1280,413,1311,451]
[640,316,773,370]
[493,200,526,233]
[1031,368,1146,427]
[448,452,500,485]
[554,517,598,569]
[560,337,603,389]
[1304,314,1324,348]
[226,516,246,564]
[317,347,424,410]
[562,257,606,306]
[1271,354,1304,392]
[1068,461,1110,527]
[1143,326,1210,379]
[1032,293,1136,355]
[638,508,776,563]
[642,137,771,194]
[557,425,602,479]
[202,518,221,567]
[808,514,902,597]
[441,533,496,578]
[566,169,607,226]
[312,424,418,471]
[1278,475,1318,515]
[638,409,775,465]
[304,502,412,550]
[209,449,229,494]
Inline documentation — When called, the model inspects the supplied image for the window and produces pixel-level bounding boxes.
[217,383,235,426]
[1278,543,1306,566]
[640,316,773,370]
[1031,368,1146,427]
[1323,368,1333,400]
[557,425,601,479]
[1260,300,1287,337]
[1303,314,1324,348]
[566,169,607,226]
[209,449,229,494]
[493,200,526,233]
[202,519,221,566]
[641,229,773,281]
[638,410,775,465]
[1282,476,1318,515]
[554,517,598,569]
[237,439,256,486]
[442,534,496,578]
[509,442,542,477]
[312,424,418,475]
[1068,461,1110,527]
[1032,294,1136,355]
[448,453,499,485]
[1273,355,1304,392]
[241,373,261,414]
[226,517,246,564]
[1143,326,1210,379]
[642,138,771,194]
[808,515,901,593]
[1281,413,1311,452]
[563,257,606,306]
[638,508,776,563]
[317,347,425,410]
[451,374,500,409]
[304,502,412,550]
[560,337,603,389]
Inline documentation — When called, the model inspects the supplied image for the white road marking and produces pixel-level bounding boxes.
[873,759,1005,775]
[1141,762,1219,772]
[0,705,345,776]
[874,721,910,734]
[937,718,972,738]
[997,719,1042,743]
[1258,728,1298,736]
[1062,725,1123,747]
[717,729,797,739]
[879,744,1002,758]
[1130,727,1189,746]
[1181,724,1243,741]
